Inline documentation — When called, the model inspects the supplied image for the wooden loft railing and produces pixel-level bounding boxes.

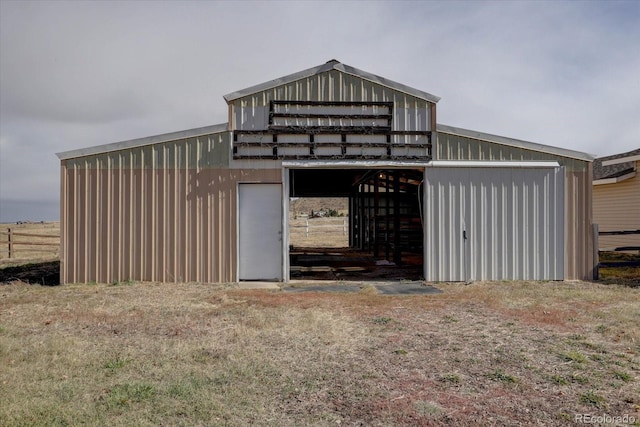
[233,101,432,161]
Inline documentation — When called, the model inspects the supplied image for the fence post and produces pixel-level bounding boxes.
[593,223,599,281]
[305,219,309,237]
[7,228,11,259]
[343,218,346,236]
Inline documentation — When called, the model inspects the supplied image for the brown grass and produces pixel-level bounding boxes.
[1,280,638,426]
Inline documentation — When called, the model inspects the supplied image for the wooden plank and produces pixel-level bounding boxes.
[390,130,431,136]
[234,141,431,149]
[1,232,59,239]
[235,129,431,136]
[599,230,640,236]
[9,242,59,247]
[272,113,392,120]
[267,126,392,134]
[233,154,431,161]
[272,100,392,107]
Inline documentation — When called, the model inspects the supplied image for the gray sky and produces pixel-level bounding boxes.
[1,0,639,222]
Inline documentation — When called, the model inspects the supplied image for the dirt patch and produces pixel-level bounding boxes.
[0,260,60,285]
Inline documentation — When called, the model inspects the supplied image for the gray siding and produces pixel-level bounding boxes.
[436,131,594,280]
[231,69,435,142]
[425,166,565,281]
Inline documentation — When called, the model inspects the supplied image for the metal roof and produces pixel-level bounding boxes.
[436,124,595,162]
[223,59,441,104]
[56,123,228,160]
[593,147,640,180]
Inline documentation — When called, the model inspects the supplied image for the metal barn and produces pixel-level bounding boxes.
[57,60,596,284]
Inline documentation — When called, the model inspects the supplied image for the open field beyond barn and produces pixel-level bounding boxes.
[1,280,638,426]
[0,222,59,266]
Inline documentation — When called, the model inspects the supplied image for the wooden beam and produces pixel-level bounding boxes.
[272,100,393,107]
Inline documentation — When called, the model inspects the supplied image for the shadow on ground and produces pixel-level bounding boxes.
[0,261,60,285]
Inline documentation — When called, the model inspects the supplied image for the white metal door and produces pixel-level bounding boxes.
[425,165,564,281]
[238,183,283,281]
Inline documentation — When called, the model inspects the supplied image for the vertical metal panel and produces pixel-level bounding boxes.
[59,164,68,283]
[425,166,564,281]
[436,131,594,280]
[60,131,281,284]
[232,70,435,140]
[564,166,595,280]
[424,168,467,281]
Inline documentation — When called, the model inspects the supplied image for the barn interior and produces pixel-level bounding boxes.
[288,168,424,281]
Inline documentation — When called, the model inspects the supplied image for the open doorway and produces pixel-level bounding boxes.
[287,167,424,281]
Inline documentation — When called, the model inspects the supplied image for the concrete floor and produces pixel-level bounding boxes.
[236,280,442,295]
[283,280,441,295]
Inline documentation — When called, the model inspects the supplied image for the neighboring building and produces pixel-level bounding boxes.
[593,148,640,251]
[56,60,595,284]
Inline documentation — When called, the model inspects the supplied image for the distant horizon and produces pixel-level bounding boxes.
[0,199,59,223]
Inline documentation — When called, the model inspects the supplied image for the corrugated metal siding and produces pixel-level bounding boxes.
[564,168,595,279]
[437,132,579,163]
[232,69,434,140]
[60,131,281,284]
[64,133,230,170]
[593,169,640,249]
[436,131,594,280]
[424,166,565,281]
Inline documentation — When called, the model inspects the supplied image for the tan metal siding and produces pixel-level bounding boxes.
[61,166,281,284]
[593,168,640,249]
[60,131,281,284]
[232,69,435,137]
[564,167,595,280]
[436,131,595,280]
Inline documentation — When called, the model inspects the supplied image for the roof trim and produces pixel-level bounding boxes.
[429,160,560,168]
[223,60,441,104]
[56,123,228,160]
[593,170,636,186]
[436,123,595,162]
[282,160,428,169]
[602,154,640,166]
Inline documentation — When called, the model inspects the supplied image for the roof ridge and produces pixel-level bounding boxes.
[223,61,441,103]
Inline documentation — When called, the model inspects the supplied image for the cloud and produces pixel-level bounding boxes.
[1,0,639,221]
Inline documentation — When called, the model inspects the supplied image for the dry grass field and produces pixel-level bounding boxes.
[1,214,639,425]
[290,217,349,248]
[290,197,349,248]
[1,280,638,426]
[0,222,59,266]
